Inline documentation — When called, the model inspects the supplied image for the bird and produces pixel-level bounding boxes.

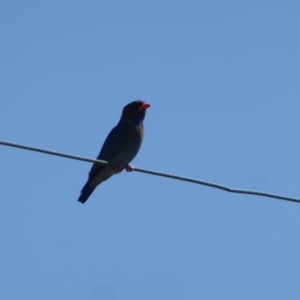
[78,100,151,204]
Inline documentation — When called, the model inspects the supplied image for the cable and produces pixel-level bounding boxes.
[0,140,108,165]
[1,139,299,204]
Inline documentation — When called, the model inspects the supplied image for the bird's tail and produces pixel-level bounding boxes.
[78,183,96,204]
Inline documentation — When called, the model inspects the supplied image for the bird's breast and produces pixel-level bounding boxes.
[113,124,144,164]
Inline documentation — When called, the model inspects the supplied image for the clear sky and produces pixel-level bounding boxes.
[1,1,300,299]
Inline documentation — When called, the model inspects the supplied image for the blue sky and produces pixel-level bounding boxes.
[1,1,300,299]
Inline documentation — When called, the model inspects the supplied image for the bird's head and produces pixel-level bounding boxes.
[121,100,151,125]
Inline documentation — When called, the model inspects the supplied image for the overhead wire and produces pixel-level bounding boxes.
[0,139,299,204]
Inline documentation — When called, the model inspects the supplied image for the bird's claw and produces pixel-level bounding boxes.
[126,164,134,172]
[116,163,134,172]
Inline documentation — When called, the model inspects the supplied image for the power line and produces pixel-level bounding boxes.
[0,139,299,204]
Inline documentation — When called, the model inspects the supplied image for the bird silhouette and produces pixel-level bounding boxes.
[78,100,150,203]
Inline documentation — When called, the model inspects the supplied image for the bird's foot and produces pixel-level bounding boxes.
[126,164,134,172]
[116,163,134,172]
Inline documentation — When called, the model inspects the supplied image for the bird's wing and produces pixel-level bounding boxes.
[88,123,129,180]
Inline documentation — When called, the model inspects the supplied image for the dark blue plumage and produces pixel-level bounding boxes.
[78,100,150,203]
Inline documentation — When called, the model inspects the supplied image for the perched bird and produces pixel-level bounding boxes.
[78,100,151,204]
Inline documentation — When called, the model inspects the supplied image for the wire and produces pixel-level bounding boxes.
[1,139,299,204]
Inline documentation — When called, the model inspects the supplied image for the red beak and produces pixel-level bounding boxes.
[140,102,151,110]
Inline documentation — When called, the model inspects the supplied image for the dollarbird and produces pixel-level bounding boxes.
[78,100,151,204]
